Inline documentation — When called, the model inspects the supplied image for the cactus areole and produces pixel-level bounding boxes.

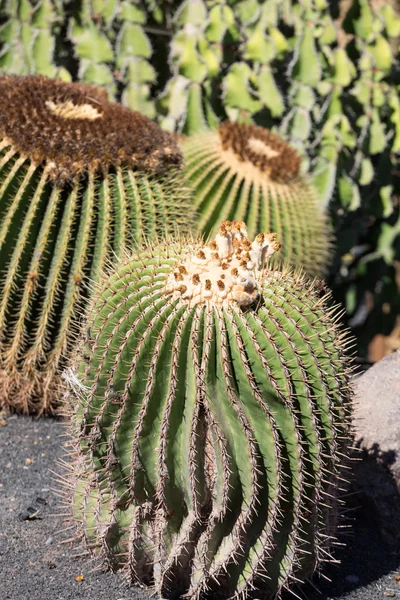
[68,220,353,600]
[0,75,194,415]
[182,122,332,278]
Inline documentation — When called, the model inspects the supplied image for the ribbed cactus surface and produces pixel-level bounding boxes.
[0,74,194,415]
[182,121,332,277]
[68,220,353,599]
[2,1,399,306]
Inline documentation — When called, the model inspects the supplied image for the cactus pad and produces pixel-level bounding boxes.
[182,122,332,277]
[68,219,353,599]
[0,75,194,415]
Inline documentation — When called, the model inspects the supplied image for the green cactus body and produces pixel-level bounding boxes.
[1,0,399,354]
[0,74,194,415]
[182,122,332,278]
[68,219,353,599]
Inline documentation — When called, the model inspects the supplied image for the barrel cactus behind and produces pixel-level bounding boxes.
[182,122,332,278]
[0,74,194,415]
[67,219,353,599]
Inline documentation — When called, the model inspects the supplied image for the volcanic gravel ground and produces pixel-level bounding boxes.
[0,415,399,600]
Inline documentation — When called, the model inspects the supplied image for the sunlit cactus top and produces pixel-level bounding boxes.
[166,219,281,308]
[0,75,182,181]
[182,121,332,278]
[218,121,301,183]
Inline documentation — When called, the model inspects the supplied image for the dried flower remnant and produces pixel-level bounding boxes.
[166,220,281,307]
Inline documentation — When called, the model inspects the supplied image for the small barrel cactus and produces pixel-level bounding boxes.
[182,122,332,278]
[0,74,194,415]
[67,219,353,600]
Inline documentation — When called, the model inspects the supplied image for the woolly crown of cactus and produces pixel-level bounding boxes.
[67,219,353,600]
[219,121,301,182]
[0,75,194,415]
[0,75,182,181]
[182,121,332,278]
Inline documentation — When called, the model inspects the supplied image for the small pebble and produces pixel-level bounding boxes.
[45,536,53,545]
[0,419,7,427]
[345,575,360,584]
[25,458,33,466]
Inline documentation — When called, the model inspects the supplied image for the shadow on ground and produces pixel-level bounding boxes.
[291,445,400,600]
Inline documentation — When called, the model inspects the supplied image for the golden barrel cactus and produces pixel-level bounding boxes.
[0,74,194,415]
[67,219,353,600]
[182,122,332,277]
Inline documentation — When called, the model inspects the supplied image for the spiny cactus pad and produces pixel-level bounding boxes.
[182,122,332,278]
[67,220,353,600]
[0,75,194,415]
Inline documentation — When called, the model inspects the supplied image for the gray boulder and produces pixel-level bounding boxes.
[353,351,400,544]
[354,350,400,488]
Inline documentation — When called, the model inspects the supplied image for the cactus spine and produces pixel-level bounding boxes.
[68,219,353,599]
[182,122,332,277]
[0,74,194,415]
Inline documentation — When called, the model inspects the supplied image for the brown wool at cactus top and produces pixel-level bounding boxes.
[218,121,302,182]
[0,75,182,181]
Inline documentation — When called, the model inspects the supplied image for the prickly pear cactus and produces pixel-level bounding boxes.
[183,121,332,277]
[67,219,353,600]
[0,0,71,81]
[0,74,194,415]
[0,0,164,117]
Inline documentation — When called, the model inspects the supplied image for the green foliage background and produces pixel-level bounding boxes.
[1,0,400,357]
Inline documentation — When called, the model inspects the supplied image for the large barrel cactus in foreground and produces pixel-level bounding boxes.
[0,74,194,415]
[182,121,332,277]
[67,219,353,599]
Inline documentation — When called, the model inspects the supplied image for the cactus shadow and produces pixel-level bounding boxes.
[286,445,400,600]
